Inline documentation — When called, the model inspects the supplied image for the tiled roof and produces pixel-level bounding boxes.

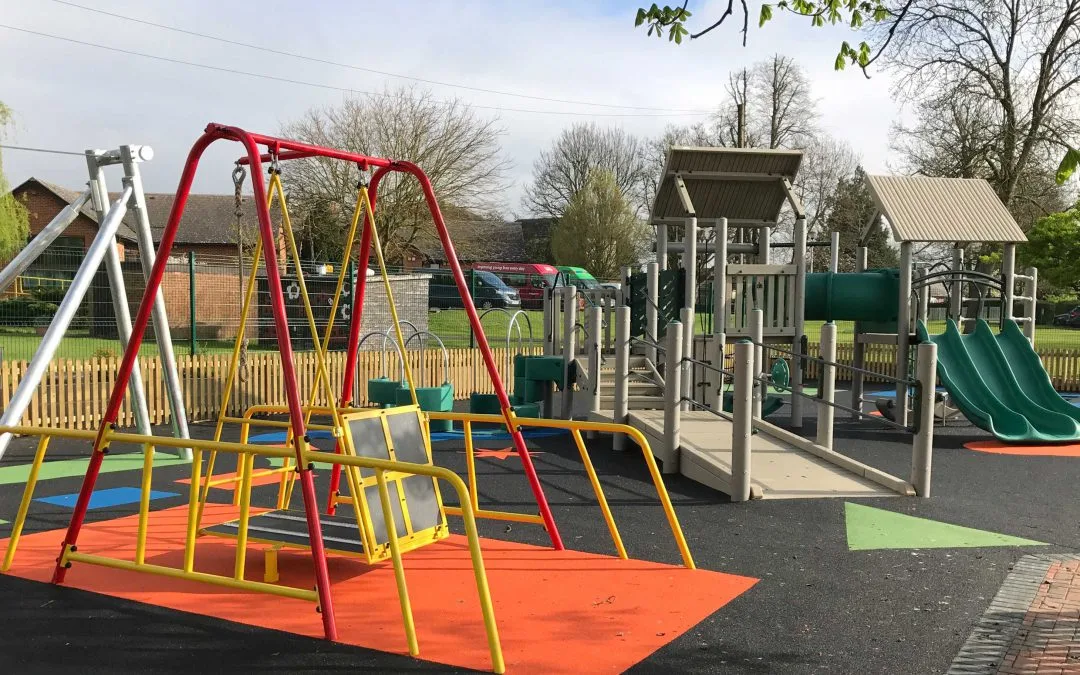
[412,220,527,263]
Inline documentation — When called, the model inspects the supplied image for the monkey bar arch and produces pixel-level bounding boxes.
[51,123,563,644]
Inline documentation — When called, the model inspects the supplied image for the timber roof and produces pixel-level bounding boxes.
[650,146,803,223]
[864,175,1027,244]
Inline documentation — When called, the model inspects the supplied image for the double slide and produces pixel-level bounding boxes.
[917,319,1080,443]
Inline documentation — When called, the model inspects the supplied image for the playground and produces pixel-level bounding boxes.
[2,134,1080,674]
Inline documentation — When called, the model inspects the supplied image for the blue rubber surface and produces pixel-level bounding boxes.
[249,426,568,445]
[36,487,179,510]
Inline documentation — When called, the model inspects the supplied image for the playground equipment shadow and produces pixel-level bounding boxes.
[1,417,1079,673]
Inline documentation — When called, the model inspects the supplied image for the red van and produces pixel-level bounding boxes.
[470,262,559,310]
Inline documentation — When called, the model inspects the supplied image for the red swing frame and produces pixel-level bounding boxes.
[50,123,564,640]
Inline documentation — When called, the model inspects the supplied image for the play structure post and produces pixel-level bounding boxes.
[645,262,659,364]
[663,319,682,473]
[561,285,577,419]
[817,322,836,450]
[790,217,807,429]
[912,341,938,497]
[895,241,913,427]
[0,189,91,294]
[950,247,964,321]
[829,231,839,272]
[587,306,602,420]
[612,306,630,451]
[731,340,753,502]
[750,308,764,419]
[656,222,668,271]
[542,284,554,355]
[120,145,192,461]
[713,218,728,337]
[759,224,771,263]
[1002,242,1016,328]
[678,304,695,410]
[850,246,868,419]
[917,266,930,325]
[684,217,697,306]
[1023,266,1038,343]
[0,187,135,459]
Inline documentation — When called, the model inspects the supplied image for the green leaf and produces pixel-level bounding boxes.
[673,28,683,43]
[635,8,647,26]
[835,50,847,70]
[759,4,774,26]
[1056,147,1080,185]
[850,9,862,27]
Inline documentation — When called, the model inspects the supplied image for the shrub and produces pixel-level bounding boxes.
[0,298,59,326]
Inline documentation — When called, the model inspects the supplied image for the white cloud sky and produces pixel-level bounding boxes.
[0,0,900,217]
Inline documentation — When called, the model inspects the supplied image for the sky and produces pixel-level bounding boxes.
[0,0,900,218]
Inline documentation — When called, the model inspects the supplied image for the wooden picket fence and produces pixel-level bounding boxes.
[4,344,1080,429]
[0,347,541,429]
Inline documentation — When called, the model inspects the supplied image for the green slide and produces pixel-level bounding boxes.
[917,319,1080,443]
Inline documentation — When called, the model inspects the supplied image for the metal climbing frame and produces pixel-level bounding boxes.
[0,145,191,461]
[46,124,562,653]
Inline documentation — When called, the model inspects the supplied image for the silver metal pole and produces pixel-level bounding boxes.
[645,262,659,364]
[120,146,192,460]
[750,308,764,419]
[0,187,134,459]
[656,223,668,271]
[714,218,728,336]
[88,158,153,441]
[1002,242,1016,324]
[680,307,694,412]
[612,306,630,451]
[829,231,840,272]
[790,217,807,429]
[560,286,577,419]
[896,241,913,427]
[663,319,682,474]
[731,340,753,502]
[950,248,964,321]
[0,189,91,294]
[817,322,837,449]
[912,342,937,497]
[850,246,868,419]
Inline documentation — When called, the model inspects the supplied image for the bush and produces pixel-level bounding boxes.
[29,285,68,304]
[0,298,59,326]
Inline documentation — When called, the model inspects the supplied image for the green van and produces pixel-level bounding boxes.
[556,266,602,291]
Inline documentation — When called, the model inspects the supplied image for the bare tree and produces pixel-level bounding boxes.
[750,55,818,149]
[281,86,510,263]
[551,169,651,279]
[883,0,1080,209]
[523,122,650,218]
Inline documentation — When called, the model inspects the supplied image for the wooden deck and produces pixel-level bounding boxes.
[612,409,899,500]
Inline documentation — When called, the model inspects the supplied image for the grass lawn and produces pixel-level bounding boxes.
[5,311,1080,361]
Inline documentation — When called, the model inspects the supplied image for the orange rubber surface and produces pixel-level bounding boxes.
[964,440,1080,457]
[2,504,756,673]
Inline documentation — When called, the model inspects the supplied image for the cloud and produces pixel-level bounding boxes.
[0,0,900,215]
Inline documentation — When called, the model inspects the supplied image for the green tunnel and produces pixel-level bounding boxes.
[803,269,900,323]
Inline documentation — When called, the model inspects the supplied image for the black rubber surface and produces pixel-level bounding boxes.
[1,395,1078,674]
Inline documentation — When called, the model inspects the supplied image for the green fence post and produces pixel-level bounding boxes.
[188,250,197,355]
[469,269,476,349]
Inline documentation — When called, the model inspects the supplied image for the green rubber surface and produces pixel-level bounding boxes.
[0,452,189,486]
[844,502,1046,551]
[918,319,1080,443]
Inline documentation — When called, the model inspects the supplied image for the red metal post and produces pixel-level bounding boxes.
[397,160,564,550]
[51,125,340,641]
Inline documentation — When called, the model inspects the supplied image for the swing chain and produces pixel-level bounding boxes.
[232,162,250,383]
[356,162,368,189]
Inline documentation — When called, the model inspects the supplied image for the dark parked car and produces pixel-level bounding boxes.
[1053,306,1080,327]
[427,269,520,309]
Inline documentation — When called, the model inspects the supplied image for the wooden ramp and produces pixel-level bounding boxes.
[619,410,901,500]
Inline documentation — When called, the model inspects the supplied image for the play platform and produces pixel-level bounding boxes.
[615,410,907,499]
